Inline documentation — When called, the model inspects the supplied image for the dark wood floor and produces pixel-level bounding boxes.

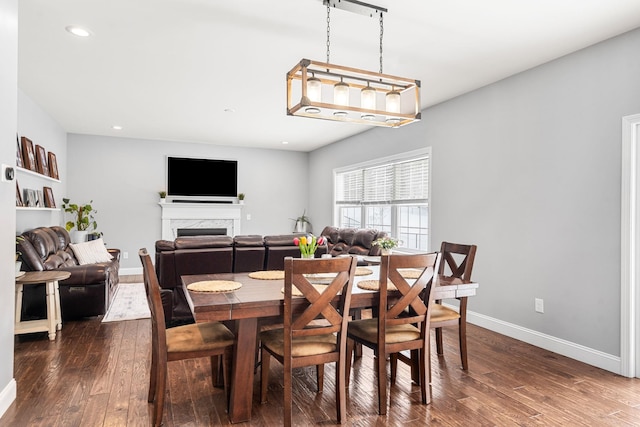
[2,316,640,426]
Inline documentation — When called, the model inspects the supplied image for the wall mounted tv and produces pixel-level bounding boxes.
[167,156,238,198]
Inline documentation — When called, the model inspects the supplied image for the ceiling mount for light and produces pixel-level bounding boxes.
[286,0,421,128]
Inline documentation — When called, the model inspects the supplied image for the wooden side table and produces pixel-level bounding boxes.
[15,270,70,340]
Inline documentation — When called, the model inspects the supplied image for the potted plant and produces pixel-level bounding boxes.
[62,198,98,243]
[372,236,400,255]
[159,191,167,203]
[291,210,312,233]
[238,193,245,204]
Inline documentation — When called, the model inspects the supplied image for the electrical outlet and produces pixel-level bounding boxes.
[246,214,251,220]
[535,298,544,313]
[123,251,129,259]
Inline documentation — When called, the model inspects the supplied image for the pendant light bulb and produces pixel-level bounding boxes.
[386,89,401,113]
[334,78,350,106]
[361,84,376,120]
[307,74,322,103]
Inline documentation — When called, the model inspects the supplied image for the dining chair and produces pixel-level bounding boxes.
[139,248,235,427]
[346,252,440,415]
[431,242,477,370]
[259,255,358,427]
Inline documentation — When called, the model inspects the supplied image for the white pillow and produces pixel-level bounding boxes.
[70,238,113,265]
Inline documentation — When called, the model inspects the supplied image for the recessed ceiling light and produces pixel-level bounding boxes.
[224,108,236,113]
[65,26,92,37]
[281,141,289,145]
[112,125,123,130]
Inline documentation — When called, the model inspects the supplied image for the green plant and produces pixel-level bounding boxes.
[372,236,400,250]
[238,193,245,201]
[62,198,98,232]
[291,210,312,232]
[159,191,167,198]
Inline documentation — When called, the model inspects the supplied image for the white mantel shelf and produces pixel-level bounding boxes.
[159,202,243,240]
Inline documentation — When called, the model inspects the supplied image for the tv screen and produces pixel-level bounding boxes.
[167,156,238,198]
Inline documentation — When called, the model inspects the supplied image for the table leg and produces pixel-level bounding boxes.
[228,317,258,423]
[15,284,23,325]
[45,281,56,340]
[53,280,62,331]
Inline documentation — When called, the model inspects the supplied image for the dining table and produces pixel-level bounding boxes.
[182,263,479,423]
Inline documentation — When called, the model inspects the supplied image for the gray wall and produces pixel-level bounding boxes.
[66,134,310,270]
[0,0,17,416]
[310,27,640,357]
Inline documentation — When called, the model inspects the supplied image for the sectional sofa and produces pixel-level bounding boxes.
[155,227,387,321]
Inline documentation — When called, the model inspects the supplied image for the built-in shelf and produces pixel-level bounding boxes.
[16,207,59,212]
[16,166,60,183]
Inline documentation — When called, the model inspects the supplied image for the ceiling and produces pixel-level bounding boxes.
[18,0,640,152]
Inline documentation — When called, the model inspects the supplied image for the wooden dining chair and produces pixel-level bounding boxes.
[139,248,235,427]
[431,242,477,370]
[259,255,357,427]
[346,252,440,415]
[389,242,477,385]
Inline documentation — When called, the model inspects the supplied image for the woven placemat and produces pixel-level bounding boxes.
[248,270,285,280]
[355,267,373,276]
[399,268,423,279]
[357,279,397,291]
[187,280,242,293]
[281,284,329,296]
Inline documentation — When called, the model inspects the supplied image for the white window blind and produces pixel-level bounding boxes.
[336,156,428,205]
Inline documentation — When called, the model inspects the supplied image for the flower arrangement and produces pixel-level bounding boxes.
[293,234,324,258]
[372,237,400,250]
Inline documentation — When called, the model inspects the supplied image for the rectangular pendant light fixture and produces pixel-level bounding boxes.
[286,59,421,127]
[286,1,421,128]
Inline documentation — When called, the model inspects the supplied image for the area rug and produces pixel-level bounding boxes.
[102,282,150,322]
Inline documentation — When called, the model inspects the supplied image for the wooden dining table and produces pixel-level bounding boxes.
[182,265,478,423]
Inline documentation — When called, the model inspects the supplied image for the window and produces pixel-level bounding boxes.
[334,148,430,251]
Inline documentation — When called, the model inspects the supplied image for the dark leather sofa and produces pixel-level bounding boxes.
[17,226,120,320]
[320,226,388,258]
[155,228,386,320]
[155,233,320,320]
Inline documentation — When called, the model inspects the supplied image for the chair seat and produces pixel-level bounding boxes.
[430,304,461,322]
[348,318,421,344]
[260,328,337,357]
[167,322,235,354]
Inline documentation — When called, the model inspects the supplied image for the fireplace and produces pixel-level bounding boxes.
[159,202,242,240]
[177,228,227,237]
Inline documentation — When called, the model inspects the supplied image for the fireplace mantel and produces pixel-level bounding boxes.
[159,202,242,240]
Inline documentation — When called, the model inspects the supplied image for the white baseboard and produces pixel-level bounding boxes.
[465,309,622,375]
[0,379,16,420]
[120,267,142,276]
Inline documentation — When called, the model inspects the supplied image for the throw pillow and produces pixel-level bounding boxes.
[69,238,113,265]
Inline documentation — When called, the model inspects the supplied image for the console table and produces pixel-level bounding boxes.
[15,270,70,340]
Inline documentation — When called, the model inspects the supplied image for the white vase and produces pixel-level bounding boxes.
[294,221,310,233]
[160,198,166,204]
[71,230,88,243]
[15,261,22,276]
[381,248,392,255]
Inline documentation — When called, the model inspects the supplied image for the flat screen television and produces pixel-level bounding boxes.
[167,156,238,198]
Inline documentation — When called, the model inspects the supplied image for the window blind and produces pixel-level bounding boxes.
[336,156,428,205]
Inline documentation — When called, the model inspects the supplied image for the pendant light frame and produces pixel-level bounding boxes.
[287,59,420,127]
[286,1,421,128]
